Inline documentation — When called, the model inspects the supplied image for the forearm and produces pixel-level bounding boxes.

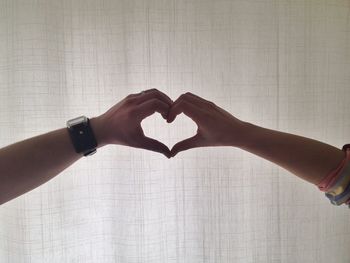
[0,117,106,205]
[238,122,346,185]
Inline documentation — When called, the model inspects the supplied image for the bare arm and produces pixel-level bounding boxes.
[0,89,172,205]
[238,122,345,184]
[0,117,105,205]
[168,92,346,185]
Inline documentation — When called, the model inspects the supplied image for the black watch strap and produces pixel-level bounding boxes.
[67,118,98,156]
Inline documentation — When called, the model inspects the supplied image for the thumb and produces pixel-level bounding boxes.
[170,134,201,157]
[139,136,171,158]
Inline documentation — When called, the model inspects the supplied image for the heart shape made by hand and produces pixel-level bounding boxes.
[141,112,197,150]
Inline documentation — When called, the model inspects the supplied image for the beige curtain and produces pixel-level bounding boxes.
[0,0,349,262]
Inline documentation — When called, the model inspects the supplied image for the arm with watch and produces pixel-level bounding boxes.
[0,89,173,205]
[0,89,347,206]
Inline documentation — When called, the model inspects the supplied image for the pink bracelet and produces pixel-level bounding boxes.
[317,147,350,192]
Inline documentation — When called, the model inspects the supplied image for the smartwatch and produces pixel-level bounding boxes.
[66,116,98,156]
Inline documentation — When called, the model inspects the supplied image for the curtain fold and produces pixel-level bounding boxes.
[0,0,349,262]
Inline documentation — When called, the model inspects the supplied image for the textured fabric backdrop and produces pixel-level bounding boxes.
[0,0,350,262]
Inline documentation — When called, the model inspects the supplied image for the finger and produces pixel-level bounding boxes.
[170,134,201,157]
[139,136,171,158]
[136,89,173,107]
[184,92,216,106]
[135,98,170,120]
[126,91,143,98]
[175,92,217,112]
[167,99,203,124]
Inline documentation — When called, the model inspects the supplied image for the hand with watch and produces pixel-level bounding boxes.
[0,89,174,205]
[67,89,173,158]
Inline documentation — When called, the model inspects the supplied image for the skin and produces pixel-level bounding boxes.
[0,89,172,205]
[96,89,173,157]
[0,90,346,205]
[168,92,346,185]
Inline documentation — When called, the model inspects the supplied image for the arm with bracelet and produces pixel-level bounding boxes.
[167,92,350,207]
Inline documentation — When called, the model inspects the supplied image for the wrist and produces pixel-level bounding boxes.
[233,121,261,149]
[237,121,274,152]
[89,116,109,148]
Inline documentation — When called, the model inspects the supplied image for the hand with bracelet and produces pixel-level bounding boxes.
[0,89,347,206]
